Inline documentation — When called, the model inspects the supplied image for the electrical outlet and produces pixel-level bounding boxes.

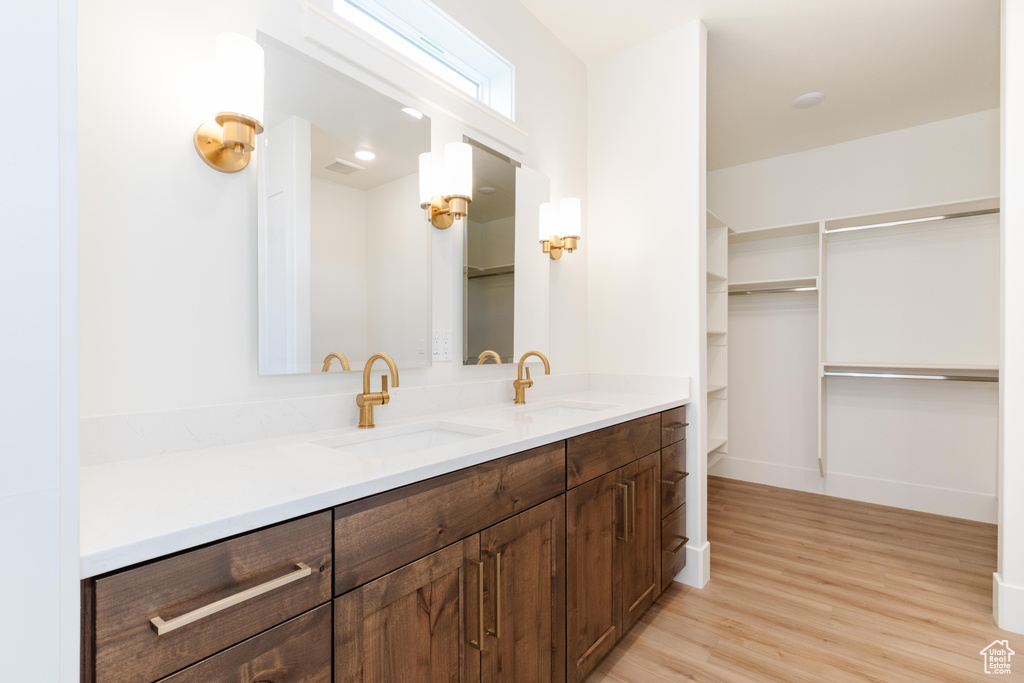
[432,329,452,361]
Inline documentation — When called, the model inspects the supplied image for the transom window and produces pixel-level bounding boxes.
[332,0,515,120]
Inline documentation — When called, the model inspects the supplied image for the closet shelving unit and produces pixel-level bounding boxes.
[817,197,1001,474]
[706,211,730,468]
[719,197,1000,478]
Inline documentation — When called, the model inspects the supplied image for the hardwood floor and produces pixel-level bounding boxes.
[590,476,1022,682]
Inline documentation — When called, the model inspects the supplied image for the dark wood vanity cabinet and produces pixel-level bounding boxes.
[565,419,667,683]
[333,495,566,683]
[81,405,686,683]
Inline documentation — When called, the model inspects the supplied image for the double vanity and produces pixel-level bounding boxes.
[79,377,689,682]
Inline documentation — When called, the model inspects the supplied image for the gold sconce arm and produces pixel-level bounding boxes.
[322,352,351,372]
[194,113,264,174]
[541,235,580,261]
[424,195,472,230]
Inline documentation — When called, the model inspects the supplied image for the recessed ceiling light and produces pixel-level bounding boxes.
[355,150,375,161]
[401,107,423,119]
[792,92,825,109]
[478,186,496,194]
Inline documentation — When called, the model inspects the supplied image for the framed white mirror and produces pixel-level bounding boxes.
[257,36,432,375]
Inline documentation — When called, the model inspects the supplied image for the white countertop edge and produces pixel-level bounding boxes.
[80,390,689,578]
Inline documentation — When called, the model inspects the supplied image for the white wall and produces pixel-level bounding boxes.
[0,0,78,679]
[366,173,431,367]
[709,109,1000,231]
[709,112,1002,523]
[78,0,588,420]
[997,0,1024,636]
[588,21,708,587]
[310,177,367,366]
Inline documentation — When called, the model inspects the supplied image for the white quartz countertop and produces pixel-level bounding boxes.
[80,388,688,578]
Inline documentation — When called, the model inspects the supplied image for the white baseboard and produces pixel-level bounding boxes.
[995,573,1024,635]
[711,456,996,523]
[676,540,710,588]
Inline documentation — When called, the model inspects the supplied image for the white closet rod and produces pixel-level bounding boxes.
[729,286,817,296]
[823,208,1000,235]
[823,371,998,383]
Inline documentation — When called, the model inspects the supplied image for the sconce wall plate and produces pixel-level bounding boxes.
[539,197,581,260]
[194,112,265,174]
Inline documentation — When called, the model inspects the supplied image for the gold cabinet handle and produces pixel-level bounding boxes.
[149,563,311,636]
[467,558,485,650]
[615,483,629,541]
[661,471,689,486]
[664,536,689,555]
[626,479,637,539]
[485,551,502,639]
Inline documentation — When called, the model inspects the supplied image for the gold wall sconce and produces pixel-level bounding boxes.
[419,142,473,229]
[194,33,265,173]
[539,198,582,260]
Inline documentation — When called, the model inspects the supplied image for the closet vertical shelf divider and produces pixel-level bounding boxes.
[706,211,730,468]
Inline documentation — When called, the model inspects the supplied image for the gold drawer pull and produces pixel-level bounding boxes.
[664,536,689,555]
[661,471,689,486]
[149,563,312,636]
[664,421,688,432]
[467,558,485,650]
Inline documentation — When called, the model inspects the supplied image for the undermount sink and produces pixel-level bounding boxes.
[523,400,615,419]
[313,421,499,459]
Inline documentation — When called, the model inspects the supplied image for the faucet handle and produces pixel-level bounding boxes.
[381,374,390,402]
[525,366,532,382]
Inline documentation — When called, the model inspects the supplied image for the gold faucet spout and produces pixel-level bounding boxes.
[477,350,503,365]
[357,352,400,428]
[322,352,350,372]
[514,350,550,404]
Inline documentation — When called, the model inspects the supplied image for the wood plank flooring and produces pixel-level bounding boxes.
[590,476,1022,682]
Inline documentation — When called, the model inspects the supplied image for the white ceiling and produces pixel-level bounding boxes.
[516,0,1000,170]
[263,37,430,190]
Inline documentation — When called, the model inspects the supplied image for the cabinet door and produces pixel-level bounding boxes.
[334,537,481,683]
[566,470,622,683]
[618,451,661,633]
[479,496,565,683]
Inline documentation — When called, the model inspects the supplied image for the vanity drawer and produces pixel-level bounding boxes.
[661,406,688,447]
[91,512,332,683]
[661,504,688,591]
[157,604,332,683]
[660,441,688,517]
[566,414,660,488]
[334,441,565,595]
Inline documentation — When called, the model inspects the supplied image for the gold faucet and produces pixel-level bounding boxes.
[513,351,550,404]
[357,352,400,429]
[477,350,503,365]
[322,352,350,372]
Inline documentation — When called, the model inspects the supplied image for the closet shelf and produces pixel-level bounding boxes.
[707,435,728,454]
[707,270,728,282]
[707,451,726,469]
[728,222,819,244]
[707,384,727,395]
[707,329,728,336]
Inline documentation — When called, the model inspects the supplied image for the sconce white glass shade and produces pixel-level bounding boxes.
[444,142,473,200]
[419,152,443,206]
[559,197,581,239]
[539,202,557,242]
[215,33,265,124]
